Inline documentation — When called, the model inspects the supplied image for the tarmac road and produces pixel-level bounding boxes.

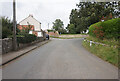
[3,38,118,79]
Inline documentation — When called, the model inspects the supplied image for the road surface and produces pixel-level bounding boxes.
[3,38,118,79]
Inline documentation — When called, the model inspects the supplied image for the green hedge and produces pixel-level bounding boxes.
[17,33,37,44]
[89,18,120,39]
[89,22,101,37]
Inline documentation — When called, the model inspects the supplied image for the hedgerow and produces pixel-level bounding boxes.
[89,18,120,40]
[17,33,37,43]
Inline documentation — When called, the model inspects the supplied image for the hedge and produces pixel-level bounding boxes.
[17,33,37,44]
[89,18,120,39]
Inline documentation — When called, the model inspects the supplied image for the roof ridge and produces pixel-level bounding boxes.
[19,15,41,24]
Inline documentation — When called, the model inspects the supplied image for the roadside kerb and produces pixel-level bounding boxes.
[0,40,51,66]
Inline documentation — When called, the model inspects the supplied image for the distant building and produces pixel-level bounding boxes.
[18,14,43,37]
[82,30,89,34]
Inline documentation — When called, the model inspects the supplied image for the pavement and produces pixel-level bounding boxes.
[1,40,51,66]
[2,38,118,79]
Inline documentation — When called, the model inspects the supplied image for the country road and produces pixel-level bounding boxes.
[3,38,118,79]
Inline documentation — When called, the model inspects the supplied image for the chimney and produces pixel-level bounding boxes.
[29,14,33,17]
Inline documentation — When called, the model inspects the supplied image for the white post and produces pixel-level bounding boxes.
[90,40,92,46]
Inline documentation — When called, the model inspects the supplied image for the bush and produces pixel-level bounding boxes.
[89,18,120,40]
[92,25,104,40]
[89,22,101,37]
[8,35,25,38]
[2,27,12,39]
[17,33,37,43]
[101,18,120,39]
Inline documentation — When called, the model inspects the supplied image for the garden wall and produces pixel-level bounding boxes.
[18,37,45,49]
[0,39,2,55]
[2,34,46,54]
[2,38,13,54]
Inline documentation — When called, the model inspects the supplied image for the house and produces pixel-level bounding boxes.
[18,14,43,37]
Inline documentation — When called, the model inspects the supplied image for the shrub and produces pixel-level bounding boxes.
[89,18,120,40]
[17,33,37,43]
[2,26,12,39]
[8,35,25,38]
[89,22,101,37]
[93,26,104,40]
[101,18,120,39]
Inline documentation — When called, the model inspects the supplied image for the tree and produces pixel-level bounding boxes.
[1,16,20,38]
[1,17,13,38]
[67,24,76,34]
[1,17,13,31]
[67,2,119,34]
[52,19,64,34]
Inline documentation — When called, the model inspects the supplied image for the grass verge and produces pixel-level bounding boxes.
[86,36,118,46]
[50,36,82,39]
[61,34,88,35]
[82,40,118,67]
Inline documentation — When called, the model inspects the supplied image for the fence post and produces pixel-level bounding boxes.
[90,40,92,47]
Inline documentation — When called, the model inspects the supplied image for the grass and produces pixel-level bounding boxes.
[61,33,88,35]
[50,36,82,39]
[82,38,118,67]
[86,36,118,47]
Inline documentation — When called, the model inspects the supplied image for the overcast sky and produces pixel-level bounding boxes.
[1,0,80,30]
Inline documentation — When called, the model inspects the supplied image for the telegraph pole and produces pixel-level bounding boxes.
[48,23,49,29]
[13,0,17,50]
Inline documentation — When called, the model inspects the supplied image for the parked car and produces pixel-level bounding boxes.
[46,34,49,40]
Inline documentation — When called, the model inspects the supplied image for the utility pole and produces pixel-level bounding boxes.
[48,23,49,29]
[13,0,17,50]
